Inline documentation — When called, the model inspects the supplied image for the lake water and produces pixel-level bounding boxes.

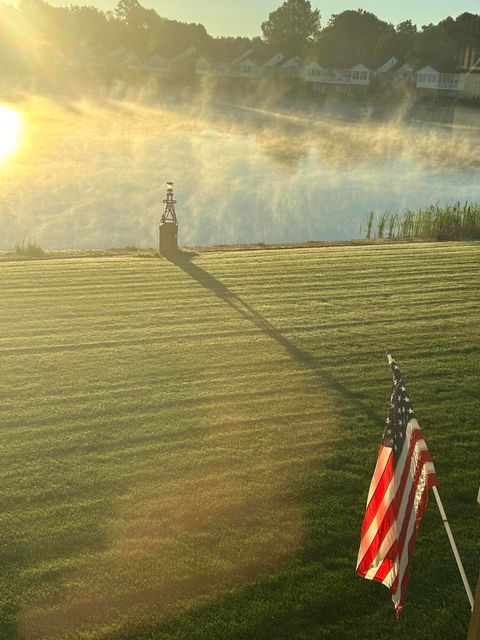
[1,93,479,249]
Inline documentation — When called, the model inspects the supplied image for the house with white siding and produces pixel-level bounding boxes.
[304,62,372,94]
[303,62,324,81]
[279,56,303,78]
[237,56,262,78]
[262,52,285,73]
[350,63,372,85]
[416,65,464,97]
[377,56,398,75]
[226,50,285,78]
[394,62,416,87]
[67,38,478,103]
[376,56,400,87]
[227,48,261,78]
[230,49,254,65]
[225,48,252,76]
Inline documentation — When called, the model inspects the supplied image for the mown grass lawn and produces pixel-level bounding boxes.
[0,242,479,640]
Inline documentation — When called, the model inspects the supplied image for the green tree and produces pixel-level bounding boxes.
[396,19,417,38]
[114,0,154,30]
[316,9,393,67]
[412,24,458,70]
[437,13,480,68]
[261,0,320,56]
[373,19,418,65]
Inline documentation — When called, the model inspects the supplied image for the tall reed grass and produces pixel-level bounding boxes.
[14,241,45,257]
[365,202,480,241]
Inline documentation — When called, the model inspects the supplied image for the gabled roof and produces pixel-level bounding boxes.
[171,46,196,62]
[417,65,439,74]
[237,57,258,69]
[230,48,253,65]
[467,57,480,74]
[246,52,265,66]
[377,56,399,73]
[245,50,284,67]
[263,52,285,68]
[397,62,414,73]
[281,56,302,69]
[351,63,372,71]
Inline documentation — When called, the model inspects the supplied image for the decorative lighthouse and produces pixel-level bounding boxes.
[159,181,178,256]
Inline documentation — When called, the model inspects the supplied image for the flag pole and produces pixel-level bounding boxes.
[432,485,474,610]
[385,353,474,611]
[467,487,480,639]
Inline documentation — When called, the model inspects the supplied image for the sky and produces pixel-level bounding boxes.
[44,0,480,37]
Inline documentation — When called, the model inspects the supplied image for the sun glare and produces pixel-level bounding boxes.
[0,105,23,162]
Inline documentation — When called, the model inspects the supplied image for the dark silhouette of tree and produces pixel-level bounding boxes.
[114,0,155,30]
[316,10,393,67]
[1,0,480,83]
[437,13,480,68]
[373,19,418,65]
[411,23,458,70]
[261,0,320,57]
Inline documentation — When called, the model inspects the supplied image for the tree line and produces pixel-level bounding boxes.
[0,0,479,72]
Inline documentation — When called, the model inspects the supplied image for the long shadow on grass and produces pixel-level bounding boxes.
[0,532,29,640]
[168,251,383,425]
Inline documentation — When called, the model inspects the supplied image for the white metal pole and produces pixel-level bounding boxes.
[432,485,474,610]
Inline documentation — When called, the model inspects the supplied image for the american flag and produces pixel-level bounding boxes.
[356,354,438,616]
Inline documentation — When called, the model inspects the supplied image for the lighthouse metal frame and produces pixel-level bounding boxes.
[161,181,178,224]
[159,181,179,256]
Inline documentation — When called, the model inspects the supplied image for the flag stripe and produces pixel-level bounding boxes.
[357,423,423,574]
[367,445,392,504]
[378,441,432,589]
[356,449,395,567]
[391,462,437,606]
[357,357,437,616]
[397,472,435,606]
[359,432,424,581]
[357,429,414,568]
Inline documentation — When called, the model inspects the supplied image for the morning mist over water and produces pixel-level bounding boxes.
[1,93,480,249]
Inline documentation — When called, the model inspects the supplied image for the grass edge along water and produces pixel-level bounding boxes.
[365,202,480,241]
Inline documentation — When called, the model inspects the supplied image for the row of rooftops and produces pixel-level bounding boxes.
[71,45,480,81]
